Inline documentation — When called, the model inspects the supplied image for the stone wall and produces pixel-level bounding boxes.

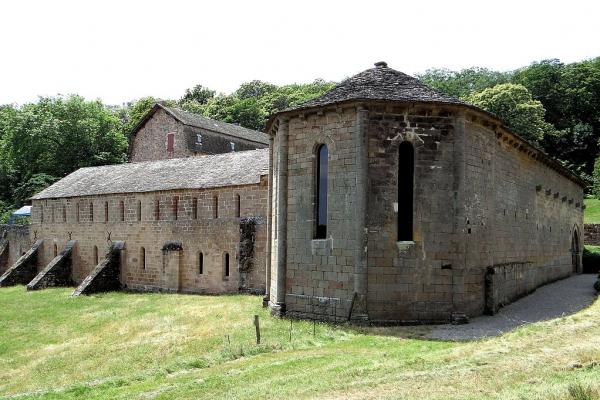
[129,108,267,163]
[584,224,600,245]
[0,224,31,274]
[461,115,583,316]
[31,181,268,294]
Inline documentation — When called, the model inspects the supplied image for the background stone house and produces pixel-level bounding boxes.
[129,103,268,162]
[266,62,585,323]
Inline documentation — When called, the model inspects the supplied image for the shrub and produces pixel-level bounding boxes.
[582,246,600,274]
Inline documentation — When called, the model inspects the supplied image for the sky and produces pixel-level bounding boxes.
[1,0,599,106]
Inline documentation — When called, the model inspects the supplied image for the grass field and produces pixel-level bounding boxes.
[1,287,599,399]
[584,198,600,224]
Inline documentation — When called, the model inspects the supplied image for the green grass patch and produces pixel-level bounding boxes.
[1,286,600,399]
[584,198,600,224]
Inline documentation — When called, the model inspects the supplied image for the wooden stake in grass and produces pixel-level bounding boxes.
[254,314,260,345]
[289,319,293,342]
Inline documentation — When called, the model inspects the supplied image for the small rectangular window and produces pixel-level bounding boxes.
[192,197,198,220]
[196,134,202,145]
[137,200,142,221]
[198,252,204,274]
[224,252,230,278]
[230,142,235,151]
[173,196,179,220]
[120,200,125,222]
[89,202,94,222]
[154,199,160,221]
[213,195,219,218]
[235,194,241,218]
[104,201,109,223]
[166,133,175,158]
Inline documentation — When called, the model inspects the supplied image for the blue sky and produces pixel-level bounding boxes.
[1,0,598,105]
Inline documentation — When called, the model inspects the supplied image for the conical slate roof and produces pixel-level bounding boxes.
[286,62,466,112]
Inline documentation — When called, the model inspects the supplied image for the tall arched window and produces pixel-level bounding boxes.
[89,202,94,222]
[198,252,204,274]
[104,201,109,222]
[235,194,241,218]
[137,200,142,221]
[398,142,414,241]
[315,144,328,239]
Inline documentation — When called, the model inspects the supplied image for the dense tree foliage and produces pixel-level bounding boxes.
[422,57,600,183]
[465,83,555,144]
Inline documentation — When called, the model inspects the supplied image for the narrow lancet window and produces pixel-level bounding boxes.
[224,252,230,278]
[315,144,328,239]
[198,252,204,274]
[398,142,414,241]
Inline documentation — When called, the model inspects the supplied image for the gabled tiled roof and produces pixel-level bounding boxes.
[283,61,466,112]
[132,104,269,145]
[31,149,269,199]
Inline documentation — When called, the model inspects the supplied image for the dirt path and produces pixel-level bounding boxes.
[427,274,598,340]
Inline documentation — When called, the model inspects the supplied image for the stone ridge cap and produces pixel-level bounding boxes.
[267,98,586,189]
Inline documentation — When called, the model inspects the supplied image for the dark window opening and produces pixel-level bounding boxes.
[104,202,109,222]
[53,244,58,257]
[315,144,328,239]
[173,196,179,220]
[120,201,125,222]
[51,205,55,223]
[89,202,94,222]
[213,195,219,219]
[166,133,175,158]
[93,246,98,265]
[192,197,198,220]
[397,142,414,241]
[154,199,160,221]
[76,203,80,222]
[137,200,142,221]
[224,252,230,278]
[198,252,204,274]
[235,194,241,218]
[41,206,44,224]
[140,247,146,270]
[62,205,66,222]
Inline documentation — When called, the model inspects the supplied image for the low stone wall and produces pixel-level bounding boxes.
[484,262,570,315]
[584,224,600,245]
[0,224,31,274]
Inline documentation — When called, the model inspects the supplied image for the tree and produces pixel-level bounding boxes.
[417,67,512,99]
[12,173,58,206]
[0,95,127,208]
[466,83,555,144]
[180,84,215,105]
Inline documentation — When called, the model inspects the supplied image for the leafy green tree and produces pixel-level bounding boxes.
[466,83,555,144]
[0,95,127,208]
[180,84,215,105]
[418,67,512,99]
[12,173,59,206]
